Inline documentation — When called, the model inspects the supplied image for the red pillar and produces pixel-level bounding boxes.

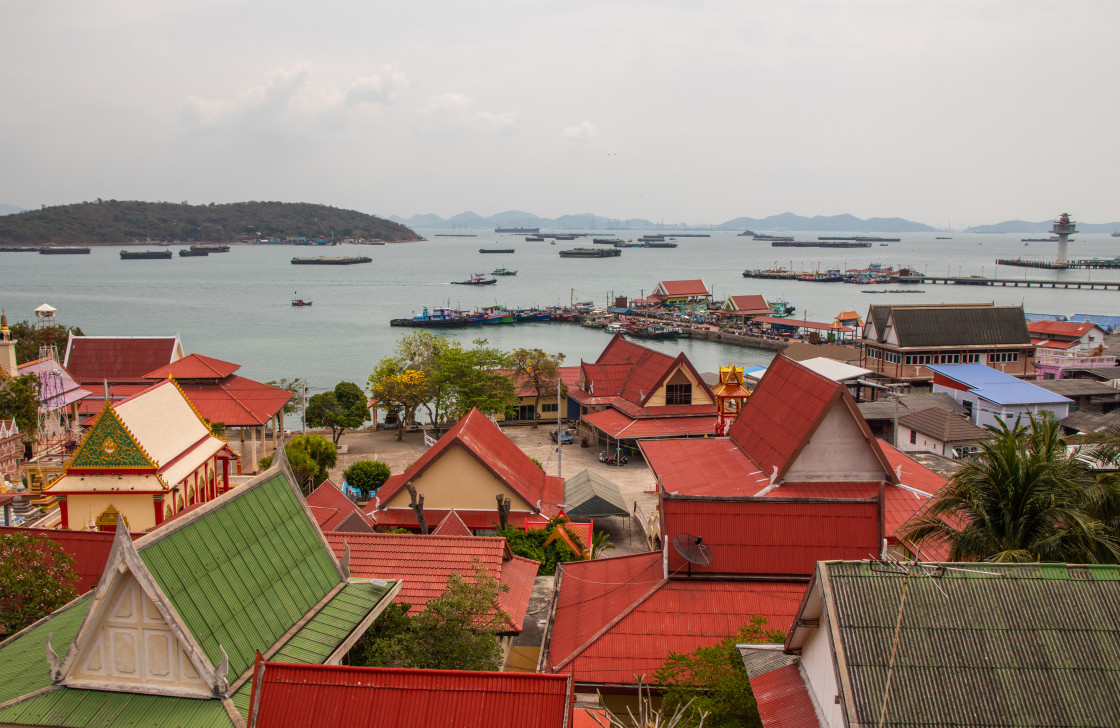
[58,496,69,529]
[154,495,165,526]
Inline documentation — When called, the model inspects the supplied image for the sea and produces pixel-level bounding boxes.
[3,230,1119,394]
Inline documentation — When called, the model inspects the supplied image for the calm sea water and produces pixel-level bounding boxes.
[2,230,1118,393]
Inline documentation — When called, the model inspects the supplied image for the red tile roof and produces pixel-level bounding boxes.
[640,438,767,496]
[573,708,613,727]
[247,661,573,728]
[729,356,891,483]
[660,497,881,577]
[582,408,719,439]
[369,508,532,531]
[161,375,292,427]
[143,352,241,379]
[0,526,132,593]
[432,509,473,536]
[1031,338,1079,349]
[306,481,376,532]
[727,294,769,311]
[64,335,182,384]
[653,279,709,298]
[375,409,564,519]
[752,316,853,332]
[1027,320,1098,338]
[750,662,823,728]
[324,532,538,632]
[75,383,149,416]
[581,362,632,398]
[544,553,804,685]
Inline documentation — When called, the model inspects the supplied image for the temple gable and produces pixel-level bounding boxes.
[67,404,157,471]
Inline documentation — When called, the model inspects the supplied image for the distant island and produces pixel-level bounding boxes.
[0,200,420,245]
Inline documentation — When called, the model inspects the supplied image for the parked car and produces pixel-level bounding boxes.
[550,428,574,444]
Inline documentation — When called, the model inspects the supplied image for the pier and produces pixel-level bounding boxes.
[996,257,1120,270]
[896,275,1120,290]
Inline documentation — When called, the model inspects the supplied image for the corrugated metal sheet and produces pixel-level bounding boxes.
[641,438,767,497]
[825,561,1120,727]
[306,481,376,532]
[65,336,181,384]
[881,306,1031,348]
[0,595,92,705]
[750,663,823,728]
[249,662,572,728]
[563,469,629,519]
[139,471,342,683]
[581,408,718,438]
[143,353,241,380]
[0,686,235,727]
[662,498,880,577]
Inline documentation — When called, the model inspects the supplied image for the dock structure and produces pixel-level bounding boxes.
[996,257,1120,270]
[897,275,1120,290]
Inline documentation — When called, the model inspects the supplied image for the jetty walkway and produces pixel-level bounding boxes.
[896,275,1120,290]
[996,257,1120,270]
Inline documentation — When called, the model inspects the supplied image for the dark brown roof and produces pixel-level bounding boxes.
[814,561,1120,728]
[897,407,988,442]
[1061,410,1120,434]
[866,304,1030,348]
[1033,379,1120,397]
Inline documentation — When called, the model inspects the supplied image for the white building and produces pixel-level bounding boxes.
[927,363,1071,429]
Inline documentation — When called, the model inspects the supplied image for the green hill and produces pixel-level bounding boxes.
[0,200,420,245]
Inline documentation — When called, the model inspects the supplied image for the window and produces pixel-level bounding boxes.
[666,384,691,406]
[990,351,1019,363]
[883,351,901,364]
[909,429,917,444]
[905,354,932,365]
[541,402,558,413]
[934,353,960,364]
[963,400,973,419]
[963,353,981,363]
[516,404,536,420]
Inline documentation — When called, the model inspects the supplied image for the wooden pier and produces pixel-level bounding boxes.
[897,275,1120,290]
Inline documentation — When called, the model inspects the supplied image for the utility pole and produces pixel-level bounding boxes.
[556,375,563,478]
[301,380,308,434]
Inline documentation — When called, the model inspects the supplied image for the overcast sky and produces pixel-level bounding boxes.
[1,1,1116,227]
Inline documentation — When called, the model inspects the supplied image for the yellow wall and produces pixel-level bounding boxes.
[643,365,713,407]
[496,393,568,422]
[382,444,534,512]
[65,493,157,532]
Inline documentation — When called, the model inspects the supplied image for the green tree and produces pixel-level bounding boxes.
[496,523,580,576]
[348,561,510,671]
[343,459,391,499]
[0,531,79,634]
[368,363,429,441]
[391,331,454,425]
[7,320,84,365]
[510,348,566,428]
[654,617,785,728]
[902,413,1120,563]
[438,339,519,419]
[265,377,306,419]
[260,434,337,493]
[0,374,39,439]
[305,381,370,444]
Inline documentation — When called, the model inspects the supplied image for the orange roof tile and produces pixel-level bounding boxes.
[306,481,376,532]
[640,438,766,496]
[582,408,719,439]
[652,279,709,298]
[431,509,473,537]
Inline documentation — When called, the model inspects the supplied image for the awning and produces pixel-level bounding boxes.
[563,469,630,520]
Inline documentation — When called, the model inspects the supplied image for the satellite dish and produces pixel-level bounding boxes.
[673,533,713,575]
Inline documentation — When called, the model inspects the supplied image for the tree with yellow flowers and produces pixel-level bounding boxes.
[368,363,430,441]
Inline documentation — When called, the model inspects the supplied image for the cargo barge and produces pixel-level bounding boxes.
[290,256,372,265]
[191,243,231,253]
[559,247,622,258]
[772,241,872,248]
[121,249,173,260]
[39,246,91,254]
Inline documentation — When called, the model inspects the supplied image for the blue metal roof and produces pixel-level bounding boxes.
[1024,312,1069,322]
[1072,314,1120,333]
[928,364,1072,406]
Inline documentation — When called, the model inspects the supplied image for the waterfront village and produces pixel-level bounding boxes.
[2,273,1120,728]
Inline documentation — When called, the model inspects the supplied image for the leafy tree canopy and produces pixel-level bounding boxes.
[305,381,369,444]
[902,413,1120,563]
[510,347,566,428]
[260,434,337,493]
[496,522,580,576]
[6,320,84,365]
[653,617,785,728]
[343,459,391,499]
[0,531,79,634]
[348,561,510,671]
[368,363,429,441]
[0,374,39,438]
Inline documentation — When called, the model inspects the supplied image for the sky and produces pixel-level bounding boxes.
[1,1,1117,228]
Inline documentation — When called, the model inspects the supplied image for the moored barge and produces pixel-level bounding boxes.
[121,249,173,259]
[290,256,372,265]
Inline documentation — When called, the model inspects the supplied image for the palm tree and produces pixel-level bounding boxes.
[902,413,1120,563]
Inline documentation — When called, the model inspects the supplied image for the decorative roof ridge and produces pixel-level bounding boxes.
[53,399,159,477]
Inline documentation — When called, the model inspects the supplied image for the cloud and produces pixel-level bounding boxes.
[562,121,599,142]
[414,93,519,140]
[346,64,409,106]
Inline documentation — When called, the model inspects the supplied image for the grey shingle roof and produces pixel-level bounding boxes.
[897,407,988,442]
[824,561,1120,728]
[1061,410,1120,434]
[1033,379,1120,397]
[867,305,1030,348]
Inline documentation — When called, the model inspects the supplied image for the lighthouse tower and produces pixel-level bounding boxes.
[1052,212,1076,267]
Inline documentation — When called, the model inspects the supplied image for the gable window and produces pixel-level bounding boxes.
[665,369,693,406]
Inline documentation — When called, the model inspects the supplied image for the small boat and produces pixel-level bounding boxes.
[491,268,518,276]
[604,323,625,334]
[291,291,313,306]
[935,237,952,240]
[451,273,497,285]
[479,248,515,254]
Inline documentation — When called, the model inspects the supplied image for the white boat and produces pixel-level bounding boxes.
[605,323,625,334]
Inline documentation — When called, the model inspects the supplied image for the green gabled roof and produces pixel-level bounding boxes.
[228,579,396,718]
[0,595,92,705]
[824,561,1120,727]
[137,470,343,684]
[0,687,235,728]
[67,404,157,471]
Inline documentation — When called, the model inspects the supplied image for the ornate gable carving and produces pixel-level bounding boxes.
[68,403,157,471]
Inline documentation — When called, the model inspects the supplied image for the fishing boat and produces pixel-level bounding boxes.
[604,323,626,334]
[291,292,313,307]
[479,248,515,254]
[491,268,518,276]
[451,273,497,285]
[121,249,173,260]
[390,307,466,327]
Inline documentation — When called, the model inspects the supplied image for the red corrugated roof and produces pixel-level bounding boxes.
[573,708,612,727]
[431,509,473,536]
[374,409,564,519]
[1031,338,1079,349]
[640,438,767,496]
[64,335,181,384]
[143,352,241,379]
[368,508,536,531]
[762,480,931,544]
[76,383,149,416]
[324,532,538,632]
[0,526,135,594]
[728,294,769,311]
[169,375,292,427]
[750,662,823,728]
[1027,320,1097,337]
[653,279,709,297]
[581,361,632,397]
[306,481,377,532]
[545,555,804,686]
[752,316,853,332]
[582,408,718,439]
[661,498,880,577]
[247,661,573,728]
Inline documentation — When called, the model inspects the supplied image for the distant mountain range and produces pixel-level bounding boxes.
[966,219,1120,234]
[389,210,939,232]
